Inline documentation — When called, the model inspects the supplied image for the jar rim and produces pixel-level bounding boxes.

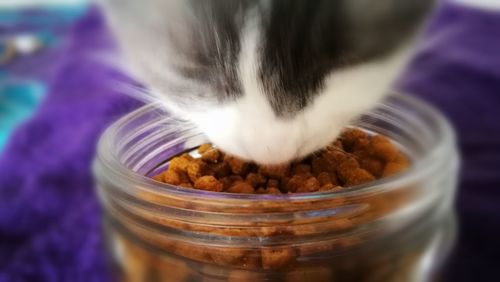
[94,93,456,203]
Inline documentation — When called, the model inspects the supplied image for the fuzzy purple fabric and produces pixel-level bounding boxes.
[0,8,140,282]
[399,3,500,281]
[1,2,500,282]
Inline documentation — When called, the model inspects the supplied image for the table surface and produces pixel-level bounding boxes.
[1,2,500,281]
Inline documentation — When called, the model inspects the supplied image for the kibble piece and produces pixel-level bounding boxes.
[212,162,232,178]
[259,165,290,179]
[382,162,407,177]
[246,173,267,188]
[318,183,340,191]
[337,158,360,182]
[201,149,221,163]
[296,177,320,193]
[311,157,332,174]
[220,175,244,190]
[318,172,337,186]
[285,175,309,193]
[292,164,311,175]
[359,157,385,178]
[178,182,193,188]
[152,173,164,182]
[342,168,375,187]
[210,248,248,266]
[197,143,213,154]
[256,187,282,194]
[351,136,371,152]
[226,181,255,194]
[163,170,182,185]
[394,153,410,166]
[256,187,266,194]
[194,176,223,192]
[267,179,280,189]
[322,150,349,167]
[341,128,368,150]
[186,160,208,182]
[367,135,399,162]
[168,155,192,173]
[261,248,296,269]
[178,171,191,183]
[266,187,282,194]
[224,155,251,175]
[328,139,344,151]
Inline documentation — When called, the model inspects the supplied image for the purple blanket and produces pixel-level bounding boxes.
[1,2,500,281]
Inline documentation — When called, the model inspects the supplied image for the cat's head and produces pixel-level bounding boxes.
[101,0,434,164]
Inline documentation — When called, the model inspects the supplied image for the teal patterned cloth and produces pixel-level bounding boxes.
[0,3,88,152]
[0,79,46,149]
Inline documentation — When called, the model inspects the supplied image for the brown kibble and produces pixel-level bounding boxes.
[318,183,342,192]
[163,170,182,185]
[285,175,309,193]
[224,155,251,175]
[328,139,344,151]
[246,173,267,188]
[371,134,391,144]
[178,182,193,188]
[212,162,232,178]
[311,157,331,174]
[168,155,192,172]
[394,153,410,166]
[322,150,348,167]
[369,142,398,162]
[177,171,191,183]
[296,177,320,193]
[382,162,407,177]
[152,173,164,182]
[339,156,360,170]
[340,168,375,187]
[197,143,213,154]
[256,187,266,194]
[359,157,385,178]
[256,187,282,194]
[151,128,409,195]
[220,175,244,190]
[317,172,336,186]
[267,179,280,189]
[194,176,223,192]
[226,181,255,194]
[266,187,282,194]
[186,160,208,182]
[341,128,368,151]
[201,149,221,163]
[261,248,296,269]
[292,164,311,175]
[259,165,290,179]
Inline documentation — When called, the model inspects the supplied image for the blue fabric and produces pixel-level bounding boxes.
[0,3,88,152]
[0,80,46,151]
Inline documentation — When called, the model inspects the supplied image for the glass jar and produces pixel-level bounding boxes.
[94,94,459,282]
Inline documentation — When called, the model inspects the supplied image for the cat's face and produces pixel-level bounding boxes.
[101,0,433,164]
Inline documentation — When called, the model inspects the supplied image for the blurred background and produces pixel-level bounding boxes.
[0,0,499,281]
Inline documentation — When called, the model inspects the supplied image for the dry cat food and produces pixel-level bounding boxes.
[152,128,410,193]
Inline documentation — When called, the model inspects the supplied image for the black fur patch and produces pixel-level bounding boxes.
[169,1,254,102]
[259,0,434,117]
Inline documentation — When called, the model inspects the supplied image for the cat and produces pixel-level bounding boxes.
[100,0,435,165]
